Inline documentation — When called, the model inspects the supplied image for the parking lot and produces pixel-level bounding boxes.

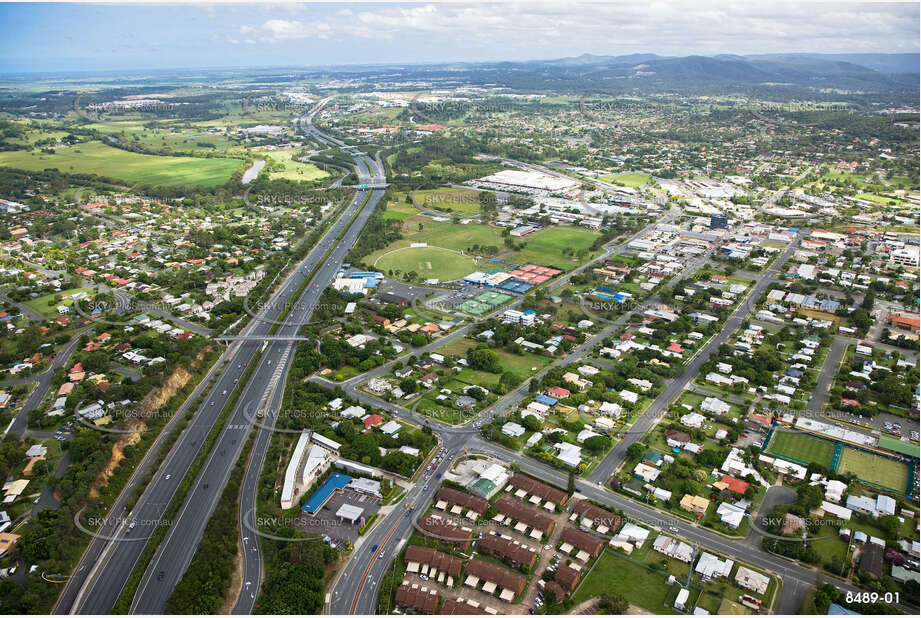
[377,278,433,303]
[827,408,917,440]
[426,283,483,314]
[293,488,380,547]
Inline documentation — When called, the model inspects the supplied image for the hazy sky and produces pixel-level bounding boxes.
[1,1,918,73]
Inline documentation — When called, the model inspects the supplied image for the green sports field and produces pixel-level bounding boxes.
[513,226,602,269]
[373,246,476,281]
[414,187,482,215]
[0,140,243,187]
[765,430,836,468]
[838,448,909,494]
[598,172,650,188]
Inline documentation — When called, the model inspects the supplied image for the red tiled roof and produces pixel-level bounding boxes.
[404,546,462,578]
[508,473,569,505]
[479,534,538,568]
[465,558,526,596]
[394,584,438,614]
[435,487,488,515]
[495,496,555,535]
[560,526,604,558]
[720,475,750,495]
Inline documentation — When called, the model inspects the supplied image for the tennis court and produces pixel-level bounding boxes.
[457,291,514,315]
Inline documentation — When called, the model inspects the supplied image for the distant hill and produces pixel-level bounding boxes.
[745,53,919,75]
[522,52,917,90]
[535,53,666,67]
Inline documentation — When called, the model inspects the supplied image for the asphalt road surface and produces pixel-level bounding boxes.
[59,110,384,614]
[131,187,384,610]
[230,118,386,616]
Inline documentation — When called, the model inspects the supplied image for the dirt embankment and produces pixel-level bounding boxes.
[220,536,245,614]
[89,347,210,499]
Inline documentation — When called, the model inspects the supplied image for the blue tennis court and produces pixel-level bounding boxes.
[499,280,533,294]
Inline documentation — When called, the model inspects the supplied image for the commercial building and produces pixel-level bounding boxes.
[281,432,333,509]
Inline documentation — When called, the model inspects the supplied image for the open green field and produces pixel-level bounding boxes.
[599,172,650,188]
[368,218,601,272]
[372,221,506,257]
[514,226,601,269]
[414,187,482,215]
[765,430,835,468]
[264,149,329,182]
[381,193,419,222]
[854,192,907,206]
[80,120,241,154]
[838,448,909,494]
[0,141,243,187]
[373,246,475,281]
[23,287,93,319]
[434,338,550,385]
[573,551,676,614]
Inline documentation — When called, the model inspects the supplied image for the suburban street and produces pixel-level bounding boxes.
[2,329,87,438]
[324,226,838,616]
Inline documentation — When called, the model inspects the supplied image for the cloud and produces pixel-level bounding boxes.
[241,18,332,42]
[223,1,917,55]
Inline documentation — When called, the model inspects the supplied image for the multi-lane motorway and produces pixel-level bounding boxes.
[56,108,385,614]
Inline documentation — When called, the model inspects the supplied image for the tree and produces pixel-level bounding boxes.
[583,435,611,453]
[625,442,645,461]
[877,514,900,539]
[467,347,500,372]
[399,377,417,394]
[796,483,824,511]
[521,415,542,432]
[352,433,379,462]
[599,593,629,614]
